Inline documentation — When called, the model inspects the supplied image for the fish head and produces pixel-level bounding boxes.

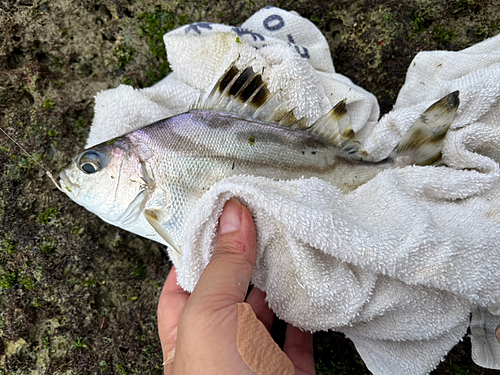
[59,139,149,223]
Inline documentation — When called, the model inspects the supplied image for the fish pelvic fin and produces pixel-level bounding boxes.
[391,91,460,166]
[144,209,183,264]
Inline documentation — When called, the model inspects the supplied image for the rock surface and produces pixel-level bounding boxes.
[1,0,499,374]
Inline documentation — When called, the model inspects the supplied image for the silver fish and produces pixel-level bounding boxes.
[59,62,459,264]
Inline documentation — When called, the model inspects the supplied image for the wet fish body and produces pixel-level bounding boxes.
[59,64,459,263]
[60,110,380,257]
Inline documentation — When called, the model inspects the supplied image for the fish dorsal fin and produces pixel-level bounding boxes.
[391,91,460,165]
[200,58,292,124]
[306,100,366,159]
[198,60,367,157]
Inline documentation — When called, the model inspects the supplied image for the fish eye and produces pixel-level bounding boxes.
[81,162,98,173]
[78,150,102,174]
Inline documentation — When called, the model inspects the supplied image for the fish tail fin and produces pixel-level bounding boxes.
[391,91,460,165]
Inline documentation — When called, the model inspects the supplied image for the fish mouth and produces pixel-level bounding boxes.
[59,170,80,196]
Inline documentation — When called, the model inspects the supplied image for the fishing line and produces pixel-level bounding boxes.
[0,127,66,193]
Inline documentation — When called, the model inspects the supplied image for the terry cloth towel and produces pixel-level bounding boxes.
[86,7,500,375]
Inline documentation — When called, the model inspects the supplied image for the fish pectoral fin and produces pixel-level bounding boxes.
[117,165,156,227]
[392,91,460,166]
[144,209,183,264]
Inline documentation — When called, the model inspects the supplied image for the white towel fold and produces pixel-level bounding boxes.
[86,7,500,374]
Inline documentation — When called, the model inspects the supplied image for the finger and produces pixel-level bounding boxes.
[158,266,190,361]
[283,324,315,375]
[245,287,274,333]
[189,198,257,308]
[496,324,500,344]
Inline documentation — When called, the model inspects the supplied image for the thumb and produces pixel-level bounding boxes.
[189,198,257,307]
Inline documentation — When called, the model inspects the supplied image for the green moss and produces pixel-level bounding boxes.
[122,75,134,85]
[138,7,189,85]
[74,337,88,349]
[432,25,456,44]
[78,61,93,77]
[50,56,63,70]
[107,234,122,249]
[248,136,255,146]
[106,137,119,145]
[131,264,146,277]
[113,44,135,68]
[50,79,64,88]
[39,207,59,223]
[20,274,36,290]
[447,364,471,374]
[81,277,99,287]
[245,0,256,10]
[116,363,126,375]
[40,237,56,253]
[0,271,17,289]
[138,8,176,56]
[452,0,476,14]
[474,20,499,38]
[74,119,87,128]
[408,8,436,39]
[12,153,28,169]
[71,225,84,234]
[2,239,15,254]
[48,128,59,137]
[99,361,107,373]
[43,98,55,109]
[178,14,190,25]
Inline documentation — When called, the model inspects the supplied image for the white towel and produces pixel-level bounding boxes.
[86,7,500,375]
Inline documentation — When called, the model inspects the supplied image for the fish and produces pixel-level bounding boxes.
[58,60,459,265]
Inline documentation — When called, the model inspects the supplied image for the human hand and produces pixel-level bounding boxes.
[157,198,315,374]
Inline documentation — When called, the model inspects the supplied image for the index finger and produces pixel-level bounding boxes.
[158,266,190,361]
